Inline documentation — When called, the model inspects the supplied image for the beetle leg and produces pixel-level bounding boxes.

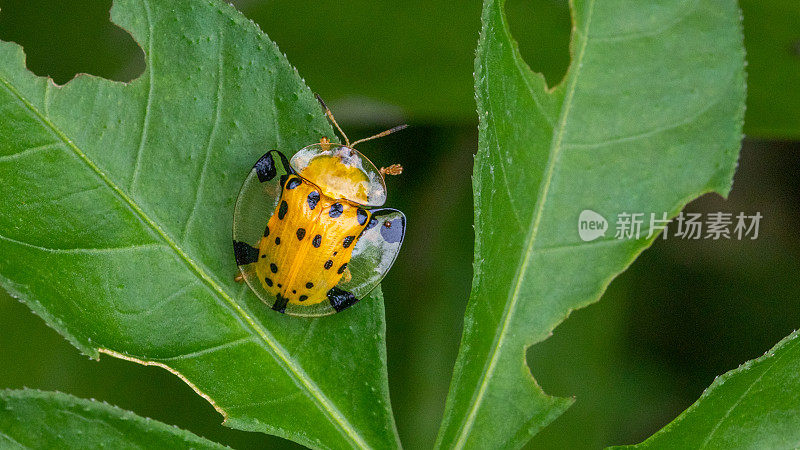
[234,272,244,283]
[341,266,353,283]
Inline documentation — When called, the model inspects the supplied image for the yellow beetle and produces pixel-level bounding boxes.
[233,96,406,317]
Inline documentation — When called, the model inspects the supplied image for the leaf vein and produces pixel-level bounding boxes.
[114,281,198,317]
[18,185,108,208]
[158,336,256,361]
[483,61,525,231]
[590,0,697,43]
[0,142,63,162]
[510,44,555,127]
[226,392,305,410]
[0,234,164,255]
[43,81,51,118]
[563,80,732,150]
[181,31,225,243]
[0,430,23,448]
[532,235,626,254]
[130,0,155,193]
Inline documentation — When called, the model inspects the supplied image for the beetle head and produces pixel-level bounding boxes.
[290,142,387,207]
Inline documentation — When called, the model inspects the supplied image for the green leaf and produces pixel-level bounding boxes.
[435,0,746,448]
[0,389,226,449]
[0,1,399,448]
[740,0,800,138]
[618,330,800,448]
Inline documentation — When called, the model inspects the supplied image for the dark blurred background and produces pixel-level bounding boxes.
[0,0,798,448]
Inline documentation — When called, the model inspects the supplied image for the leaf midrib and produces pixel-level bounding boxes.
[0,71,369,449]
[450,0,597,447]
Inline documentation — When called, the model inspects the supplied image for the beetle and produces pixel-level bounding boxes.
[232,95,406,317]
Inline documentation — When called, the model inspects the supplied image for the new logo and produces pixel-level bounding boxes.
[578,210,608,242]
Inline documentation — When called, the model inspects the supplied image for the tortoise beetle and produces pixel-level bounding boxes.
[232,95,406,317]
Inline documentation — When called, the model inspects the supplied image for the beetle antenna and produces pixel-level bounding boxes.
[315,93,350,147]
[351,124,408,148]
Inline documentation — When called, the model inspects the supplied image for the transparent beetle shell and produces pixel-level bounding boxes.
[232,143,405,317]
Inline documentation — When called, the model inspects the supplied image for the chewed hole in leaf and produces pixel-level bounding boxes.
[505,0,571,88]
[0,0,144,85]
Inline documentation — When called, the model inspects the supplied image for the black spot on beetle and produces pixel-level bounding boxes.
[338,263,348,274]
[263,225,270,237]
[343,236,355,248]
[275,237,281,245]
[356,208,369,226]
[328,287,358,312]
[278,201,288,220]
[307,191,320,210]
[324,260,333,270]
[254,152,277,182]
[299,295,308,302]
[254,150,294,183]
[306,282,314,289]
[270,263,278,273]
[272,293,289,313]
[292,289,297,294]
[312,234,322,248]
[265,277,273,287]
[261,254,266,259]
[329,203,343,218]
[296,228,306,240]
[277,283,282,288]
[278,201,291,220]
[286,177,302,190]
[233,241,259,265]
